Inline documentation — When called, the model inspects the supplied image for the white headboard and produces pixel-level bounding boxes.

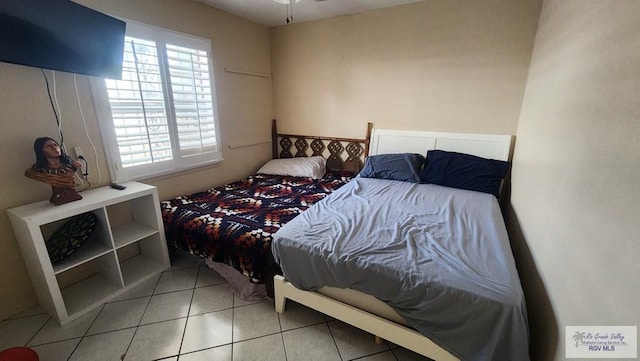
[369,129,513,161]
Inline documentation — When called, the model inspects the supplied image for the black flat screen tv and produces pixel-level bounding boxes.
[0,0,126,79]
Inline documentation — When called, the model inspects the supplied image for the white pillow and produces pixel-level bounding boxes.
[257,156,327,179]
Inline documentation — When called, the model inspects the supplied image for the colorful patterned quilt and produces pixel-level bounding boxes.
[160,170,354,283]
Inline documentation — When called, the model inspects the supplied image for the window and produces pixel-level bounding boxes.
[92,21,222,181]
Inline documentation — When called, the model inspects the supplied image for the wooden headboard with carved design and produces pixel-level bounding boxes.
[271,119,373,173]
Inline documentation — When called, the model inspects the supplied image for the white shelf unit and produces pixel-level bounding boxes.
[7,182,170,325]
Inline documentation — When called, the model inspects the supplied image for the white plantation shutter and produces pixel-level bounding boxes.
[92,21,222,181]
[106,37,172,168]
[165,44,218,156]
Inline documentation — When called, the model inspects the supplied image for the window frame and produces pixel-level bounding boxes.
[91,20,223,182]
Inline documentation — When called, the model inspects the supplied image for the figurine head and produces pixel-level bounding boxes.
[33,137,71,169]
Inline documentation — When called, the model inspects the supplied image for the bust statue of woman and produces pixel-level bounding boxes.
[25,137,83,205]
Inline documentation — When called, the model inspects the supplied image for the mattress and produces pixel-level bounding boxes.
[160,170,354,283]
[271,177,530,361]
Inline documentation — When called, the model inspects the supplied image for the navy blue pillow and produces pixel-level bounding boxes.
[419,150,510,198]
[359,153,425,183]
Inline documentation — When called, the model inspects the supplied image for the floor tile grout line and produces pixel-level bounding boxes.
[109,279,203,304]
[326,321,345,361]
[152,356,180,361]
[152,267,200,296]
[160,286,195,296]
[139,286,198,323]
[23,315,51,347]
[17,292,402,361]
[16,257,329,359]
[0,256,192,320]
[121,271,162,360]
[107,294,152,303]
[349,349,399,361]
[32,248,414,361]
[276,311,289,361]
[281,332,289,361]
[21,295,324,356]
[84,297,155,336]
[26,308,286,350]
[71,325,139,339]
[232,330,285,345]
[232,300,266,310]
[185,284,235,317]
[230,282,235,361]
[25,317,338,360]
[25,336,83,349]
[172,341,231,359]
[280,319,328,333]
[389,348,401,361]
[176,266,200,357]
[4,309,47,322]
[194,281,227,290]
[95,296,251,331]
[122,316,190,331]
[61,308,300,343]
[163,264,200,273]
[25,258,195,359]
[64,302,106,361]
[278,300,342,361]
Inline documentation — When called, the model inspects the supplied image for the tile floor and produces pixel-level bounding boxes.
[0,253,432,361]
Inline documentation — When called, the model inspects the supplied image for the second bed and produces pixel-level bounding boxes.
[271,128,530,361]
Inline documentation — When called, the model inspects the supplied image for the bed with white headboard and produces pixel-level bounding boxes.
[369,128,512,162]
[272,127,528,361]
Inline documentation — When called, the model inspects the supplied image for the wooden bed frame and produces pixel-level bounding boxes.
[273,127,514,361]
[271,119,373,172]
[191,120,374,300]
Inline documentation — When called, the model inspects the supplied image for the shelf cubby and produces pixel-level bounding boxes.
[112,222,159,249]
[7,182,170,325]
[117,233,166,287]
[57,252,122,320]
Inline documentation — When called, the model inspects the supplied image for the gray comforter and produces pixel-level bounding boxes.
[271,177,529,361]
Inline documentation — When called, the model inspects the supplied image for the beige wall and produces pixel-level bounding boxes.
[270,0,541,138]
[510,1,640,359]
[0,0,273,319]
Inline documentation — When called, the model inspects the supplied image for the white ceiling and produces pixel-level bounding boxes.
[197,0,423,27]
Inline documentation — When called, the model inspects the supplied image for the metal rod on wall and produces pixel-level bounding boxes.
[224,67,271,78]
[228,140,272,150]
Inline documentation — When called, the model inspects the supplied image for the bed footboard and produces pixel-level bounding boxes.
[272,275,459,361]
